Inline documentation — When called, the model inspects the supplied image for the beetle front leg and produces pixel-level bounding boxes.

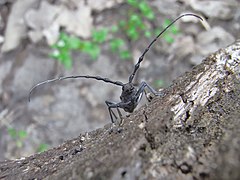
[136,82,164,99]
[105,101,125,124]
[144,89,152,102]
[105,101,132,125]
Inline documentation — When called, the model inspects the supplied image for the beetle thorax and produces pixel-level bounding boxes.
[120,83,137,103]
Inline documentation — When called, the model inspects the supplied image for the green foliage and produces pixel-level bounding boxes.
[110,38,125,52]
[37,143,49,153]
[50,0,181,68]
[81,41,101,60]
[161,19,180,44]
[92,29,108,43]
[138,1,155,20]
[7,127,49,152]
[8,128,27,148]
[120,50,131,60]
[127,0,138,7]
[50,32,74,69]
[154,79,165,88]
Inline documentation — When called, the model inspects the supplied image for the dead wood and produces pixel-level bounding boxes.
[0,40,240,180]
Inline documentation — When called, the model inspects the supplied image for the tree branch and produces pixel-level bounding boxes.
[0,40,240,180]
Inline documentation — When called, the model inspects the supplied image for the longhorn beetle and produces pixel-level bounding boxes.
[29,13,203,124]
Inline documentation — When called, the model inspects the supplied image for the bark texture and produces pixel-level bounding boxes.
[0,40,240,180]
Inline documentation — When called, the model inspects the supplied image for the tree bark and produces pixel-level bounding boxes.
[0,40,240,180]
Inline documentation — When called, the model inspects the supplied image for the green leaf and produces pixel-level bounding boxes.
[119,20,126,28]
[138,2,155,20]
[119,50,131,60]
[170,25,180,35]
[127,0,138,7]
[57,50,72,69]
[81,42,100,60]
[50,43,59,49]
[154,79,164,88]
[163,33,174,44]
[49,50,60,59]
[110,38,125,52]
[89,45,100,60]
[145,11,155,20]
[111,25,119,33]
[163,19,172,28]
[18,130,27,139]
[129,14,142,27]
[163,19,180,34]
[67,36,82,49]
[8,128,17,138]
[92,29,108,44]
[37,143,49,153]
[62,58,72,69]
[58,50,70,62]
[144,30,152,38]
[154,28,162,36]
[59,32,69,42]
[126,27,139,40]
[56,40,66,48]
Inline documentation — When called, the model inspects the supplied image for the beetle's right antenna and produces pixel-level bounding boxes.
[128,13,203,83]
[29,75,124,102]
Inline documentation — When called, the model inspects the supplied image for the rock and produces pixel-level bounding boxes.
[55,1,93,39]
[0,35,4,44]
[1,0,38,52]
[188,0,237,20]
[151,0,181,17]
[0,0,14,5]
[0,13,4,30]
[189,26,235,65]
[10,46,54,100]
[25,1,59,30]
[196,26,235,56]
[25,1,60,44]
[170,35,195,59]
[87,0,123,11]
[0,60,12,95]
[25,1,93,45]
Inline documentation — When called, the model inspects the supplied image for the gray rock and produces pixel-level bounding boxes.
[0,60,12,94]
[11,46,54,100]
[189,0,238,20]
[87,0,123,11]
[25,1,93,45]
[196,26,235,56]
[1,0,38,52]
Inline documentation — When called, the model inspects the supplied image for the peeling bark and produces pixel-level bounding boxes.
[0,40,239,180]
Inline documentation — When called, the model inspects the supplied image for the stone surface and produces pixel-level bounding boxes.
[1,0,37,52]
[188,0,238,20]
[25,1,93,45]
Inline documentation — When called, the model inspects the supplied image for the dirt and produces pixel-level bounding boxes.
[0,0,239,161]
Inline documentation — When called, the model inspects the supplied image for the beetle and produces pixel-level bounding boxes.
[29,13,203,124]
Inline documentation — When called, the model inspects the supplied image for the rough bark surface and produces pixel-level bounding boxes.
[0,40,240,180]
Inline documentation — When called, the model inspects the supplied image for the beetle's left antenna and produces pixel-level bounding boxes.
[29,75,124,102]
[128,13,203,83]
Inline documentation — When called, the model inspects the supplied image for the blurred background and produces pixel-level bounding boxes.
[0,0,239,160]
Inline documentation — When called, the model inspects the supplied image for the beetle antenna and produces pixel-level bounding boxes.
[128,13,203,83]
[29,75,124,102]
